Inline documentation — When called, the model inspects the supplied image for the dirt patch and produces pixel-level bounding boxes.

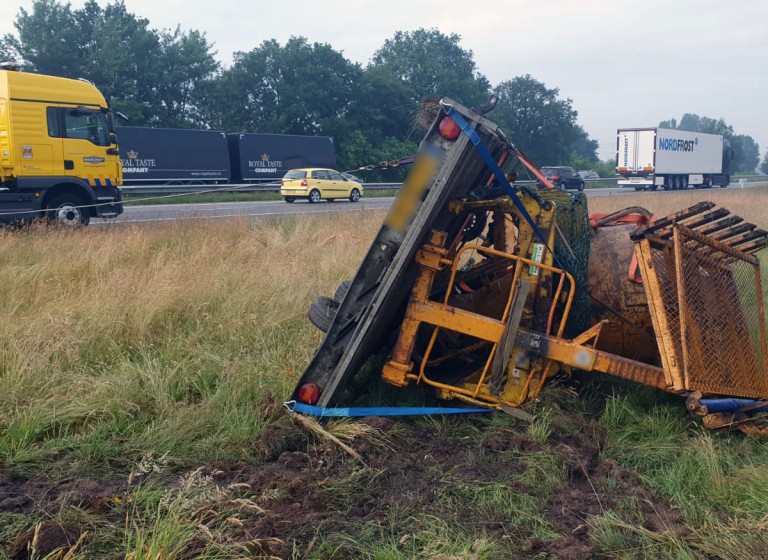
[1,406,688,559]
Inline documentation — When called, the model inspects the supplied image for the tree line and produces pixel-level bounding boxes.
[2,1,762,175]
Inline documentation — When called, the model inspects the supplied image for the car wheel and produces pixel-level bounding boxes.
[558,181,567,191]
[308,189,321,203]
[46,194,90,226]
[284,196,295,203]
[307,296,339,332]
[349,188,361,202]
[578,181,585,192]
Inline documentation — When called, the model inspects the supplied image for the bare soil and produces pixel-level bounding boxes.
[1,397,687,559]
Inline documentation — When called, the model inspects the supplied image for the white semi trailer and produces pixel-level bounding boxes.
[616,128,732,191]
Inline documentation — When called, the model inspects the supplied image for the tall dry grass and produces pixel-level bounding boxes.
[0,212,385,476]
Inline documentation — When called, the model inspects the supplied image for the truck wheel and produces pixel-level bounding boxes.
[721,175,729,188]
[349,188,361,202]
[308,189,321,203]
[307,296,339,332]
[284,196,296,203]
[46,194,90,227]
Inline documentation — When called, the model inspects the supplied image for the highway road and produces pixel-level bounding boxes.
[99,182,767,226]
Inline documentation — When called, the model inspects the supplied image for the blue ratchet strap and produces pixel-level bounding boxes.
[284,401,493,417]
[443,105,557,258]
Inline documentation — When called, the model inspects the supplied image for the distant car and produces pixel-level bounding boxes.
[280,168,364,203]
[538,166,585,191]
[342,172,364,184]
[578,170,600,181]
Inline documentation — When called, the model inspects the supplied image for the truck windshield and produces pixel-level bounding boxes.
[64,109,110,146]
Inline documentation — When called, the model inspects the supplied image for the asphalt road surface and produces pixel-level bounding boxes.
[100,182,767,226]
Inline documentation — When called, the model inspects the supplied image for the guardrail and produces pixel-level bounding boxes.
[119,176,765,196]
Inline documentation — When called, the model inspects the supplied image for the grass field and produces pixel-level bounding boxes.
[2,188,768,558]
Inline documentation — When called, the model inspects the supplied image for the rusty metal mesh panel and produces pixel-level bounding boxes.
[648,243,684,374]
[677,227,768,398]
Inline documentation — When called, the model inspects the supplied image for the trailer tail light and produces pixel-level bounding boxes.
[297,383,320,405]
[301,179,308,187]
[643,166,653,172]
[438,116,461,141]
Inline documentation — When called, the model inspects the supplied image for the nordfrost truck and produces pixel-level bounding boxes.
[0,64,123,225]
[616,128,732,191]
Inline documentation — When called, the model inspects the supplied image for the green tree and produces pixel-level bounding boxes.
[152,28,218,127]
[492,75,580,167]
[660,113,734,138]
[3,0,217,127]
[207,37,361,136]
[371,28,490,108]
[760,149,768,175]
[730,134,760,174]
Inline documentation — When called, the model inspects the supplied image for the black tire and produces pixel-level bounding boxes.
[349,188,361,202]
[307,296,339,332]
[649,185,658,191]
[721,175,729,188]
[46,194,90,226]
[634,187,644,192]
[308,189,321,203]
[558,181,567,191]
[284,196,296,203]
[334,280,353,303]
[578,181,585,192]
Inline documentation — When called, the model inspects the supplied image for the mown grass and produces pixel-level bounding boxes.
[3,187,768,558]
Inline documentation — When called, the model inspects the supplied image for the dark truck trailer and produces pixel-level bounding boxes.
[118,127,230,184]
[227,133,336,182]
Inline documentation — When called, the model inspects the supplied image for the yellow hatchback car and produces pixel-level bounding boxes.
[280,168,363,203]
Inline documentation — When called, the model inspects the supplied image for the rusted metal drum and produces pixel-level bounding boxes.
[588,222,660,365]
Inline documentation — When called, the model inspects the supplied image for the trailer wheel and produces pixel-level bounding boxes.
[634,186,644,192]
[649,185,658,191]
[349,188,361,202]
[46,194,90,227]
[307,296,339,332]
[308,189,321,203]
[334,280,353,302]
[284,196,296,203]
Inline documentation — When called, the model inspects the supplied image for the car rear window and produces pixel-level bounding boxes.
[284,170,306,179]
[541,167,558,175]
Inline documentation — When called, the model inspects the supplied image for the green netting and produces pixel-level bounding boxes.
[533,187,592,337]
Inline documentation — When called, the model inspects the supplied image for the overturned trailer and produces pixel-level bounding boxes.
[290,99,768,434]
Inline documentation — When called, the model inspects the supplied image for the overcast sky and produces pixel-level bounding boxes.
[2,0,766,162]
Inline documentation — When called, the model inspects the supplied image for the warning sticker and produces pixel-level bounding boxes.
[22,145,33,159]
[528,243,545,276]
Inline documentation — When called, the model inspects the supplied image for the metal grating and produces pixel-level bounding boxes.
[675,226,768,398]
[633,202,768,398]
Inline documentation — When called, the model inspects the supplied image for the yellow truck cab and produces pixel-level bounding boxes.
[0,63,123,225]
